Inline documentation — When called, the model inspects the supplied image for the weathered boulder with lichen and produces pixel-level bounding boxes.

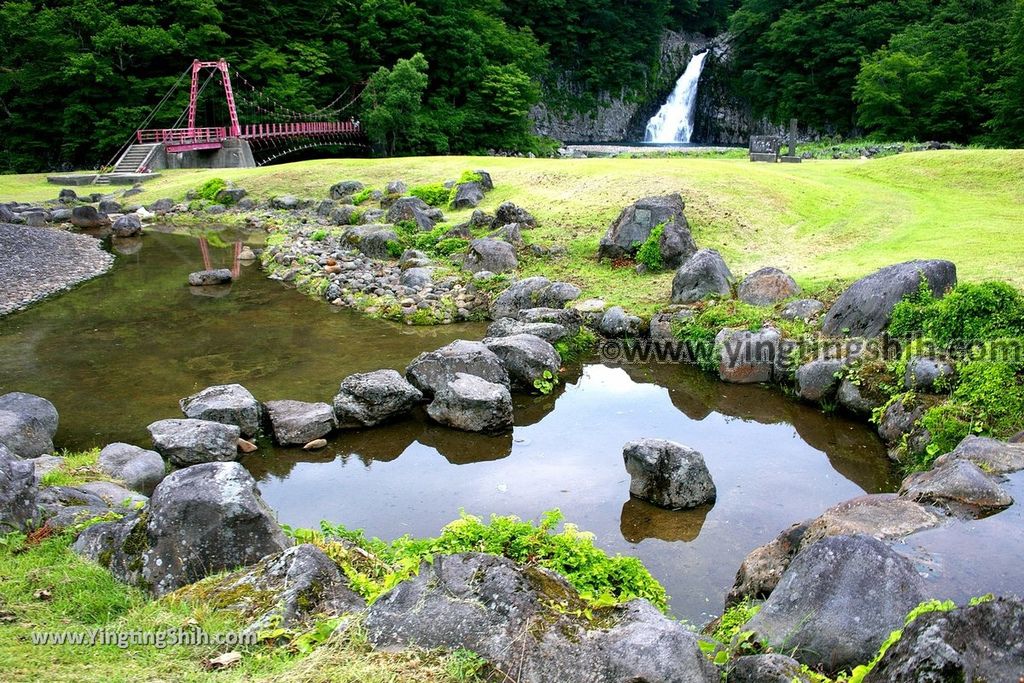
[483,334,561,390]
[0,444,40,532]
[598,194,696,269]
[426,373,514,433]
[179,384,263,438]
[332,369,423,428]
[405,340,510,398]
[623,438,716,510]
[366,552,717,683]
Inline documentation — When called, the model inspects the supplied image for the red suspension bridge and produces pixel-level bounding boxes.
[109,59,366,175]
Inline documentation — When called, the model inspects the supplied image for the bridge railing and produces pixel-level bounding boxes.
[136,127,228,145]
[240,121,361,138]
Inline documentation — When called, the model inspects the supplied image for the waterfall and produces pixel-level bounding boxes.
[644,51,709,144]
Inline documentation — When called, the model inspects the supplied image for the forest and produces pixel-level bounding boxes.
[1,0,1023,172]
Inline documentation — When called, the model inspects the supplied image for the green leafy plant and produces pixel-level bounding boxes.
[310,229,328,241]
[409,183,451,207]
[351,188,374,205]
[634,223,665,271]
[554,327,597,364]
[533,369,558,394]
[195,177,227,202]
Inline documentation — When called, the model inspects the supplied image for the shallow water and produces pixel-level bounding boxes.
[0,229,903,622]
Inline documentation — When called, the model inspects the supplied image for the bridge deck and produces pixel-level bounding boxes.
[137,122,362,152]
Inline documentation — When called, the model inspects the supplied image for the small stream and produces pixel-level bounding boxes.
[0,229,905,622]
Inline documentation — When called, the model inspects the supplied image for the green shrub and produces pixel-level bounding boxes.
[634,223,665,271]
[310,229,328,241]
[457,170,483,184]
[890,281,1024,347]
[555,327,597,364]
[434,237,469,256]
[351,188,374,205]
[284,509,667,611]
[409,183,451,207]
[195,177,227,202]
[385,240,404,258]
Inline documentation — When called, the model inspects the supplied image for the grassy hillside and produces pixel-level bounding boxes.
[3,150,1022,313]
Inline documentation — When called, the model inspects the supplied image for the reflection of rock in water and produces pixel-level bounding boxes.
[511,367,581,428]
[189,284,232,298]
[419,423,512,464]
[111,236,143,255]
[620,497,712,543]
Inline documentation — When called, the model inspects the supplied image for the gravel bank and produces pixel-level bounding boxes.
[566,143,738,157]
[0,224,115,316]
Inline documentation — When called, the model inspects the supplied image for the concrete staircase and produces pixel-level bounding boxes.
[96,144,160,184]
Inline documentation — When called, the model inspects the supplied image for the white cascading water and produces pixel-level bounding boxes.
[644,50,709,144]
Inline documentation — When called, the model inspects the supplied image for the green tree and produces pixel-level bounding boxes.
[361,53,430,156]
[987,0,1024,145]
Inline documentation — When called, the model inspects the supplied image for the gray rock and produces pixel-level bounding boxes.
[78,480,148,507]
[270,195,300,210]
[427,373,513,432]
[489,277,580,319]
[671,249,734,303]
[406,340,510,398]
[746,535,927,672]
[904,356,955,392]
[598,306,642,338]
[386,196,436,231]
[399,267,433,289]
[179,384,263,438]
[29,454,64,480]
[366,552,716,683]
[822,260,957,337]
[597,194,696,269]
[188,269,233,286]
[463,238,518,274]
[738,267,800,306]
[933,435,1024,474]
[488,222,524,246]
[0,445,40,532]
[148,198,174,214]
[715,327,781,384]
[49,208,72,222]
[486,318,568,344]
[38,484,107,510]
[329,180,364,200]
[451,182,484,209]
[623,438,716,510]
[58,188,78,202]
[177,544,363,633]
[0,409,54,459]
[796,359,845,402]
[264,400,336,446]
[877,396,930,460]
[74,461,290,596]
[729,654,809,683]
[518,307,583,336]
[899,459,1013,516]
[98,199,121,214]
[98,443,166,495]
[837,379,885,416]
[215,188,246,205]
[385,180,407,195]
[866,597,1024,683]
[491,202,536,229]
[359,208,386,224]
[333,369,423,428]
[399,249,429,265]
[474,170,493,191]
[329,204,358,225]
[728,494,940,606]
[69,205,111,229]
[341,225,398,260]
[147,418,241,467]
[0,392,59,439]
[205,204,226,215]
[483,334,561,390]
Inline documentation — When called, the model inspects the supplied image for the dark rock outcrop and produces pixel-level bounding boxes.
[332,370,423,428]
[406,340,510,398]
[187,269,233,286]
[597,194,696,269]
[489,277,581,320]
[463,238,518,274]
[671,249,733,304]
[0,445,40,532]
[623,438,716,510]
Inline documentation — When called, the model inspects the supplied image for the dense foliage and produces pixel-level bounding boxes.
[2,0,1023,173]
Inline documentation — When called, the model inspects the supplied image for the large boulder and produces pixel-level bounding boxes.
[837,379,885,416]
[597,194,696,269]
[342,225,399,260]
[795,359,845,402]
[147,418,241,467]
[671,249,734,304]
[188,269,233,286]
[386,196,436,231]
[0,392,58,457]
[329,180,364,200]
[822,260,957,337]
[405,340,510,398]
[332,369,423,428]
[426,373,514,432]
[463,238,518,274]
[483,334,561,390]
[899,458,1013,516]
[486,318,568,344]
[598,306,642,338]
[74,462,291,596]
[98,443,166,495]
[903,356,955,392]
[715,327,781,384]
[175,544,364,633]
[518,307,583,337]
[866,597,1024,683]
[745,534,927,672]
[728,655,809,683]
[728,494,940,606]
[264,400,336,446]
[70,205,110,229]
[738,267,800,306]
[781,298,824,321]
[111,213,142,237]
[179,384,262,438]
[451,182,484,209]
[623,438,716,510]
[933,435,1024,474]
[491,202,536,229]
[489,277,581,320]
[366,552,717,683]
[0,445,40,532]
[399,266,433,290]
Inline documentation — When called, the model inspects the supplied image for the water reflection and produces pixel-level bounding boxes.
[621,498,712,543]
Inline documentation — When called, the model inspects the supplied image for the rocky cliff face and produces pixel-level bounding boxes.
[691,35,786,146]
[530,30,709,143]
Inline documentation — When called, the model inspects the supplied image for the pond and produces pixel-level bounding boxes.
[0,229,899,623]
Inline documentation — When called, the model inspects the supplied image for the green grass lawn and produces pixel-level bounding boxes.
[3,149,1022,314]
